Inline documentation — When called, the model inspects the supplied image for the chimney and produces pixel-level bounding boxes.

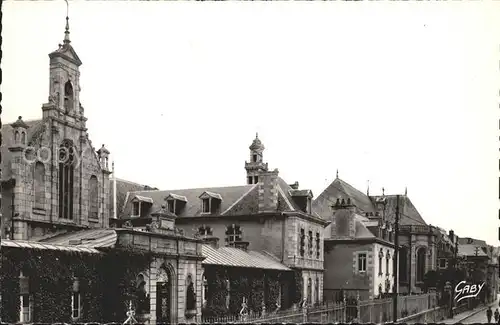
[202,235,219,249]
[290,181,299,190]
[258,169,279,212]
[330,197,356,239]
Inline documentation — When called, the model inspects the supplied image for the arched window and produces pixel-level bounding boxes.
[399,247,408,282]
[64,81,74,113]
[386,250,391,276]
[71,277,81,320]
[59,141,75,219]
[19,270,33,322]
[89,175,99,219]
[378,249,384,275]
[416,247,427,282]
[14,131,19,143]
[136,273,150,314]
[186,274,196,311]
[21,132,26,145]
[202,274,208,308]
[34,162,46,209]
[307,278,312,305]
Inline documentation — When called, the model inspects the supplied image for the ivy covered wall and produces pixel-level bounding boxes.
[202,265,296,318]
[0,246,152,323]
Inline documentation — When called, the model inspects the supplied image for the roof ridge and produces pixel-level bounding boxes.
[132,184,254,194]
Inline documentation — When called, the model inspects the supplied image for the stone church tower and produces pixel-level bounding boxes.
[244,133,268,184]
[0,15,112,240]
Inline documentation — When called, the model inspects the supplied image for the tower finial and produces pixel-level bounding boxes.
[367,180,370,196]
[405,186,407,196]
[256,132,259,139]
[382,187,385,196]
[336,169,339,179]
[64,0,71,44]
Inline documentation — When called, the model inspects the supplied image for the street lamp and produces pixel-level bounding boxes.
[444,281,453,319]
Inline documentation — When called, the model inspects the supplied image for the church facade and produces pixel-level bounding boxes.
[1,19,111,241]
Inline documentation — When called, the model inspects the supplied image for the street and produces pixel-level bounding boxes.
[461,298,500,324]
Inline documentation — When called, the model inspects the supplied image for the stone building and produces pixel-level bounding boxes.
[322,197,396,301]
[313,176,438,294]
[1,17,111,240]
[116,135,329,310]
[0,17,206,325]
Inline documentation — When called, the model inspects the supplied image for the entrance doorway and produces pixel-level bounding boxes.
[156,282,170,323]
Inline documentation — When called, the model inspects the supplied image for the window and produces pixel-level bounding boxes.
[225,224,242,246]
[252,154,257,162]
[299,228,305,257]
[254,176,259,184]
[58,141,75,219]
[202,275,208,307]
[399,247,408,282]
[416,247,426,282]
[21,132,26,145]
[34,161,45,209]
[307,278,312,304]
[308,230,313,256]
[89,175,99,219]
[167,200,175,214]
[307,198,312,214]
[202,199,210,213]
[72,292,81,319]
[386,251,390,276]
[358,253,367,272]
[186,275,196,311]
[388,231,392,242]
[315,278,319,305]
[247,176,253,185]
[19,271,32,323]
[64,80,74,113]
[225,279,230,309]
[378,249,383,275]
[198,225,213,236]
[132,201,140,216]
[135,273,150,314]
[439,258,447,269]
[315,232,320,259]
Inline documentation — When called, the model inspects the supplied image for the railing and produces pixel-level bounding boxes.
[202,292,437,324]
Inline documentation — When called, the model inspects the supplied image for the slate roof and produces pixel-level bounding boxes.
[201,244,291,271]
[39,229,117,248]
[457,237,488,247]
[1,239,102,254]
[458,244,488,257]
[109,178,159,218]
[121,176,324,221]
[313,177,428,226]
[373,195,427,226]
[313,178,375,220]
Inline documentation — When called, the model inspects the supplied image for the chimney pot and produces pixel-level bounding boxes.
[202,235,219,249]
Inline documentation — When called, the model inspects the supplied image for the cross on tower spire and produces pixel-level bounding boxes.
[64,0,71,44]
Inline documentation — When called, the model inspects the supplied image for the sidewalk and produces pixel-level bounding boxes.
[440,298,500,324]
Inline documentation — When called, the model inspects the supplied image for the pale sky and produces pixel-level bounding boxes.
[3,1,500,245]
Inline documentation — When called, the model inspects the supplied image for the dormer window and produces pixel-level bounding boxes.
[289,189,314,214]
[167,200,175,213]
[199,191,222,215]
[202,199,210,213]
[164,193,188,216]
[130,195,153,218]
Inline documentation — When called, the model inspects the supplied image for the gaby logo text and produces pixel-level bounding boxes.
[454,281,485,303]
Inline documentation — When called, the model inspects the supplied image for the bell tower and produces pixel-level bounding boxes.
[244,133,269,185]
[42,3,86,129]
